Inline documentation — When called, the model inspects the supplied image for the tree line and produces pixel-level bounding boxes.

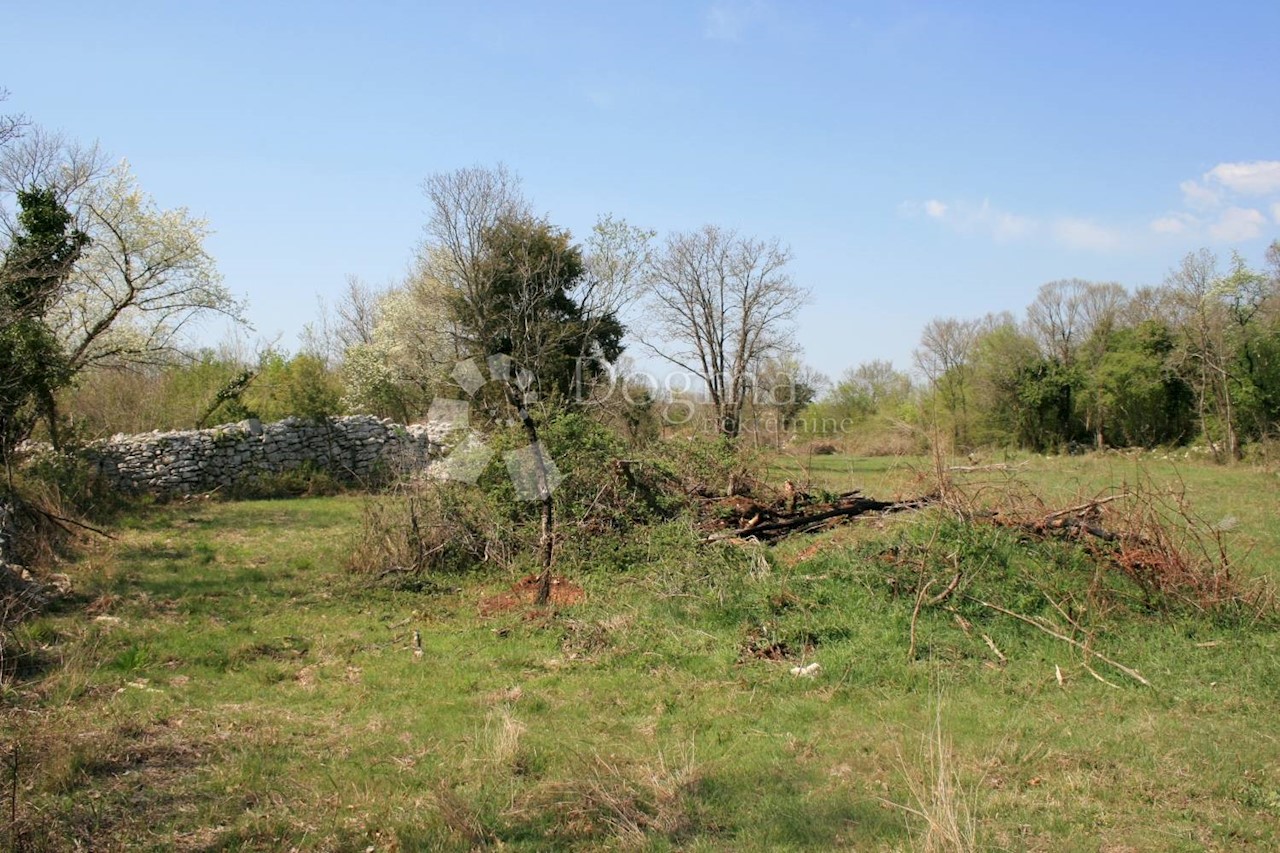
[4,86,1278,467]
[903,249,1280,459]
[1,95,809,464]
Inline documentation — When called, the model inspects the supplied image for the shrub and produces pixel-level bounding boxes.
[347,412,755,582]
[347,478,520,577]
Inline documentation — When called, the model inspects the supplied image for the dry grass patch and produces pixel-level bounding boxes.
[885,707,982,853]
[512,747,703,847]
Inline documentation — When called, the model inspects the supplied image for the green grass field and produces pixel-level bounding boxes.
[769,449,1280,576]
[3,454,1279,850]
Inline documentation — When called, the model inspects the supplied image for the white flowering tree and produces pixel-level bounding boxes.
[58,160,242,371]
[2,132,244,443]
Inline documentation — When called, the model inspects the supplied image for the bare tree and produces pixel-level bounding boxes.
[335,274,385,352]
[1123,284,1173,327]
[418,164,529,358]
[1026,279,1081,364]
[914,316,983,446]
[643,225,807,438]
[1165,249,1240,461]
[0,88,25,152]
[0,130,103,240]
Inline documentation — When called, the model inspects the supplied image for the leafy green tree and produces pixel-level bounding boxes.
[247,351,343,422]
[0,187,88,462]
[1012,357,1082,451]
[1217,250,1280,444]
[967,322,1040,446]
[1090,321,1193,447]
[464,215,624,403]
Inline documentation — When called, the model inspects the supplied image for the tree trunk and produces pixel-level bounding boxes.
[40,387,61,451]
[508,386,556,605]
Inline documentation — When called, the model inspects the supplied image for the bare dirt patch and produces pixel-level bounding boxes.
[479,574,585,616]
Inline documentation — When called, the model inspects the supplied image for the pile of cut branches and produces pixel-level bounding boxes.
[701,486,934,543]
[969,487,1264,614]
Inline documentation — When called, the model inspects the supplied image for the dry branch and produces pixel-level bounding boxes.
[1041,493,1131,521]
[707,495,933,543]
[967,595,1151,687]
[926,570,963,607]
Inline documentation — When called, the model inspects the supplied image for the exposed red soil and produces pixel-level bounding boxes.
[479,573,585,615]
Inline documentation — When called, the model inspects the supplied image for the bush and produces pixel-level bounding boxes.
[642,432,768,499]
[347,478,520,578]
[347,412,761,582]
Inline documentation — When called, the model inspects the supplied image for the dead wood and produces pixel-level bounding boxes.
[979,494,1134,545]
[1041,493,1130,521]
[926,570,963,606]
[706,494,932,543]
[966,595,1151,687]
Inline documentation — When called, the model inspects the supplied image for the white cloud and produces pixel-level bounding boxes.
[904,197,1035,242]
[1051,218,1122,251]
[1155,159,1280,244]
[1208,206,1267,242]
[910,157,1280,252]
[704,1,767,41]
[1179,178,1222,211]
[1206,161,1280,196]
[988,206,1035,242]
[1150,213,1197,235]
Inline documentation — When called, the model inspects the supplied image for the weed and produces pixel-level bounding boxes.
[226,461,347,499]
[109,643,150,673]
[348,477,520,577]
[513,747,703,846]
[888,704,981,853]
[192,539,217,564]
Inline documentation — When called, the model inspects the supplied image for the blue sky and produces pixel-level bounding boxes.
[3,0,1278,381]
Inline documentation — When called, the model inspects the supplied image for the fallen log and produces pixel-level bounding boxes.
[707,495,933,543]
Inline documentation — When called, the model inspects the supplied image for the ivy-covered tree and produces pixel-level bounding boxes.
[0,187,88,468]
[414,165,631,603]
[480,216,623,397]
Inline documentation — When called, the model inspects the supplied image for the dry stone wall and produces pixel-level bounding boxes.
[87,415,444,496]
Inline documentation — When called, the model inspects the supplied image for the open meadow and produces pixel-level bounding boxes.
[6,6,1280,851]
[2,453,1279,851]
